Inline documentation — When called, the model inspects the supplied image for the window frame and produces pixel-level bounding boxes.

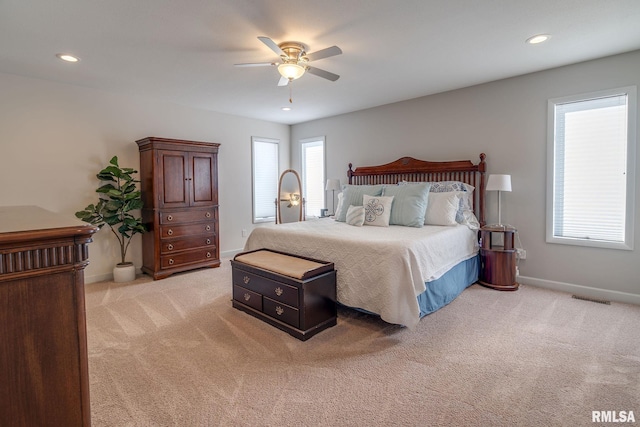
[546,86,637,250]
[251,136,279,224]
[300,136,326,218]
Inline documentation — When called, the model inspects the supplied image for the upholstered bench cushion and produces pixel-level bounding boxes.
[234,250,327,280]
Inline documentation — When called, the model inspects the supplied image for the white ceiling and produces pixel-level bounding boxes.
[2,0,640,125]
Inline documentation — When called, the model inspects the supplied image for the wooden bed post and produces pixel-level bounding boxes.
[478,153,486,227]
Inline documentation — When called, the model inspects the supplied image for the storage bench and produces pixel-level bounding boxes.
[231,249,337,340]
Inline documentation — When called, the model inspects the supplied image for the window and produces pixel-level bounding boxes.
[252,137,279,223]
[300,137,326,218]
[546,86,636,250]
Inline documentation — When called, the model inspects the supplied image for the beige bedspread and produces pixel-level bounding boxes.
[244,219,478,328]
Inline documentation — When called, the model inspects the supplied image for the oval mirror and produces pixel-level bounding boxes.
[276,169,304,224]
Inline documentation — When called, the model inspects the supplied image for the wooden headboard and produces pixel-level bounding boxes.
[347,153,487,226]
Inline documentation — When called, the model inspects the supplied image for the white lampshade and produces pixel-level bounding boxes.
[486,174,512,192]
[325,178,341,192]
[278,63,305,80]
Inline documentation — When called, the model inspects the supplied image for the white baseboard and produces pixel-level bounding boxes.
[85,267,144,285]
[519,275,640,306]
[221,249,244,259]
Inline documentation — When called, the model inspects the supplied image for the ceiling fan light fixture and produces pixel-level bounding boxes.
[278,63,305,80]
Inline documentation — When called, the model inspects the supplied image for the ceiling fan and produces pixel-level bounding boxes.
[235,36,342,86]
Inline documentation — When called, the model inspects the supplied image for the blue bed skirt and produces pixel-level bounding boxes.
[417,254,479,317]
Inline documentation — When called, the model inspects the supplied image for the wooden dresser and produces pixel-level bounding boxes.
[136,137,221,280]
[0,206,97,426]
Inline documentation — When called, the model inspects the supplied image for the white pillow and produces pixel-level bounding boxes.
[425,192,460,226]
[345,205,365,226]
[363,195,394,227]
[334,192,344,218]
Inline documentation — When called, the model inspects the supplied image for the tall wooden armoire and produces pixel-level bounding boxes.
[136,137,220,280]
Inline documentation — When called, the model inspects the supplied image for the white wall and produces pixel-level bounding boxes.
[0,72,289,282]
[291,50,640,305]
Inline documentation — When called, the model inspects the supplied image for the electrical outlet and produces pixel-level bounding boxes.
[242,229,247,237]
[516,248,526,259]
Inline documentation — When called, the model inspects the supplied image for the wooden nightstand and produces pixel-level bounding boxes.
[478,225,519,291]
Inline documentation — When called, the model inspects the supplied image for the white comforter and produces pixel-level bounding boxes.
[244,219,478,328]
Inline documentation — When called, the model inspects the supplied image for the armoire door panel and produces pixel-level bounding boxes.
[159,151,189,207]
[191,153,215,205]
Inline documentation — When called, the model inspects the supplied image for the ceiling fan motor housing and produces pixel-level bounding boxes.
[278,42,309,63]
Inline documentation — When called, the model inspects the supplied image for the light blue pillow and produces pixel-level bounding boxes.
[382,182,431,227]
[336,184,384,222]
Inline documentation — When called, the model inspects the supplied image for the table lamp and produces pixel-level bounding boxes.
[325,179,341,215]
[486,174,512,227]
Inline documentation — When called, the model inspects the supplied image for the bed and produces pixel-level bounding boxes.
[244,154,487,328]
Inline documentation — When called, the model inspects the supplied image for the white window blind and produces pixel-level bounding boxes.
[252,137,279,223]
[301,138,325,218]
[547,87,636,250]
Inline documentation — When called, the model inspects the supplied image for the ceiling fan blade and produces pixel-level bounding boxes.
[306,66,340,82]
[277,76,290,87]
[305,46,342,62]
[234,62,277,67]
[258,36,286,58]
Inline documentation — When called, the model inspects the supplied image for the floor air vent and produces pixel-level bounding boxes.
[571,295,611,305]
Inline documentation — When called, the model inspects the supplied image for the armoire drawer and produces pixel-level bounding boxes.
[159,208,217,225]
[160,222,216,239]
[160,248,217,269]
[160,234,216,254]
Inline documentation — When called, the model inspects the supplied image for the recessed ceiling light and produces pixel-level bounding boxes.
[56,53,80,63]
[281,107,292,111]
[526,34,550,45]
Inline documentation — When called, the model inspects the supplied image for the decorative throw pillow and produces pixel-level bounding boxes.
[345,205,365,226]
[382,182,430,227]
[424,192,460,226]
[336,184,384,222]
[362,195,394,227]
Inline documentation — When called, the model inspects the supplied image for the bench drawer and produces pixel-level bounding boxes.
[263,297,299,329]
[233,285,262,311]
[232,269,298,307]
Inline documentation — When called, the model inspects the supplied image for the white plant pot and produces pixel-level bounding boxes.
[113,263,136,283]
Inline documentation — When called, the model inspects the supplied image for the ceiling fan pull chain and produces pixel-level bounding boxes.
[289,83,293,104]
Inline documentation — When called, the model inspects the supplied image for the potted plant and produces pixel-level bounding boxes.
[75,156,146,282]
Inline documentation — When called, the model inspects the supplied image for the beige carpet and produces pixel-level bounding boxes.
[85,259,640,426]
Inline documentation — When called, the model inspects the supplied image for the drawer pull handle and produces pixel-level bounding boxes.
[167,215,173,221]
[168,259,174,265]
[206,252,211,258]
[206,238,211,245]
[274,287,283,296]
[205,212,211,218]
[167,244,174,251]
[205,225,211,231]
[275,306,284,316]
[243,276,250,284]
[167,229,173,236]
[244,293,251,302]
